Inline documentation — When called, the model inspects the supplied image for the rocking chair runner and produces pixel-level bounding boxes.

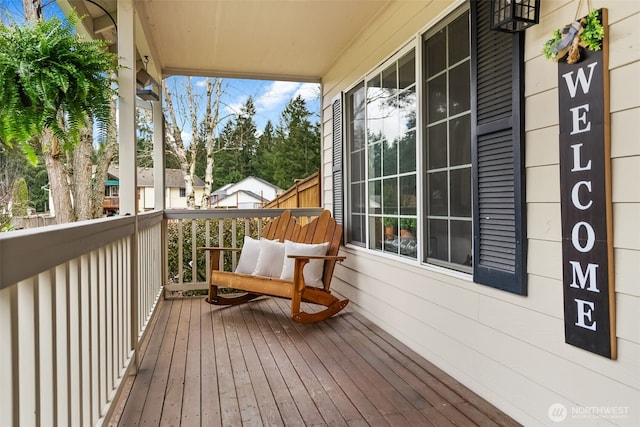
[201,210,349,323]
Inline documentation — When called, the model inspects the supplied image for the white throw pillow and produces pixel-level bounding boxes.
[235,236,262,274]
[252,239,286,278]
[279,240,329,287]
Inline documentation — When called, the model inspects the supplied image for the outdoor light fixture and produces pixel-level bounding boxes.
[136,55,160,101]
[490,0,540,33]
[136,72,160,101]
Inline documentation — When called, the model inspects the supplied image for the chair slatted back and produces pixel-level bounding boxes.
[261,210,343,292]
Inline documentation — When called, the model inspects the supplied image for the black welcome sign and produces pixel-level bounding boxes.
[558,9,616,359]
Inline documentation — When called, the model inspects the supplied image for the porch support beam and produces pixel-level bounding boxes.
[153,99,165,210]
[118,0,137,216]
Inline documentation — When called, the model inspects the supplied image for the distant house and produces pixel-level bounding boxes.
[104,167,205,214]
[211,176,281,209]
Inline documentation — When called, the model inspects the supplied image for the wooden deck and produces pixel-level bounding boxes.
[110,296,521,427]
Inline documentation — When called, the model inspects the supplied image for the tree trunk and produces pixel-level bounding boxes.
[41,129,75,224]
[185,77,199,209]
[72,123,94,221]
[91,99,118,218]
[164,80,196,209]
[21,0,42,21]
[201,78,222,208]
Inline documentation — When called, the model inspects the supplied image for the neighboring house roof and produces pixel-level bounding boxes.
[214,190,268,207]
[107,166,205,188]
[213,176,281,195]
[212,183,234,195]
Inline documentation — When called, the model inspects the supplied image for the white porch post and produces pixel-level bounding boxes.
[153,99,165,210]
[117,0,139,371]
[118,0,137,216]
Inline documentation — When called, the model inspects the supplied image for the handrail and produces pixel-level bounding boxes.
[0,210,164,426]
[164,207,323,220]
[0,211,163,290]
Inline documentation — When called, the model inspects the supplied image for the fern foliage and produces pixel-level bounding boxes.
[0,13,118,158]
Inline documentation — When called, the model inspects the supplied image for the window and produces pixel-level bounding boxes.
[345,50,418,258]
[341,1,526,294]
[345,82,366,245]
[423,12,472,271]
[179,187,186,197]
[366,50,417,258]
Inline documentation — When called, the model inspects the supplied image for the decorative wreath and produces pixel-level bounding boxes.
[543,8,604,64]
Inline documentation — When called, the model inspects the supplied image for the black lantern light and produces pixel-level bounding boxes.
[490,0,540,33]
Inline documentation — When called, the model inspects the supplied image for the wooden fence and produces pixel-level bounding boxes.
[264,170,320,208]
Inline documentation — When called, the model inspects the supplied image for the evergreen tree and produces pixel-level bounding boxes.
[270,95,320,189]
[11,178,29,216]
[213,97,259,187]
[136,108,154,168]
[255,120,276,183]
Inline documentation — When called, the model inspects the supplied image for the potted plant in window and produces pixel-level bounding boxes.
[399,217,416,238]
[383,217,397,240]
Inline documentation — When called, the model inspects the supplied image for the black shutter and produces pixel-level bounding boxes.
[471,1,527,294]
[332,96,344,224]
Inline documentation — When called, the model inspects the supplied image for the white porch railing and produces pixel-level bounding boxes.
[163,208,323,293]
[0,207,323,426]
[0,211,163,426]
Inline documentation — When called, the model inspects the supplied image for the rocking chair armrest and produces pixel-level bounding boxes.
[199,246,242,252]
[287,254,346,262]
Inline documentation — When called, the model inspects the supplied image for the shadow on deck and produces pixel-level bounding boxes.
[110,296,520,426]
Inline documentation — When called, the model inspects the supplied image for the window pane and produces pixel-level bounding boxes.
[427,74,447,123]
[382,177,398,215]
[369,216,383,250]
[350,86,366,150]
[425,29,446,75]
[367,76,384,143]
[400,175,416,215]
[349,213,365,244]
[350,151,361,181]
[427,219,448,261]
[399,130,416,173]
[368,141,381,178]
[350,182,364,214]
[399,87,416,133]
[448,14,469,65]
[382,63,397,91]
[450,168,471,217]
[428,171,448,216]
[427,123,447,169]
[383,140,398,176]
[449,61,470,116]
[450,220,472,266]
[449,114,471,166]
[369,180,381,214]
[398,51,415,90]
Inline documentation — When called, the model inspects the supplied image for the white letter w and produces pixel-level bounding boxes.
[562,62,598,98]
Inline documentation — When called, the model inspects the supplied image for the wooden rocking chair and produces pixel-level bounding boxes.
[201,210,348,323]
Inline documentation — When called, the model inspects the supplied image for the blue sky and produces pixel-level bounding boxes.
[1,0,321,139]
[164,76,320,144]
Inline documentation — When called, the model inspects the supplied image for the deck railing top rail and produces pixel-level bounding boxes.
[0,210,163,290]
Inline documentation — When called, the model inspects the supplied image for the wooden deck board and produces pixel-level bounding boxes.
[113,296,522,427]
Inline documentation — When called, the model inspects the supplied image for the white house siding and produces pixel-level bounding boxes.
[141,187,155,210]
[165,187,204,209]
[223,177,279,201]
[322,1,640,425]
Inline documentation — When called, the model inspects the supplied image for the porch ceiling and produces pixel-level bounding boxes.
[58,0,393,82]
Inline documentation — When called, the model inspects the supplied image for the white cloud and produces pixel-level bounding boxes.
[255,81,301,111]
[181,131,193,145]
[294,83,320,102]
